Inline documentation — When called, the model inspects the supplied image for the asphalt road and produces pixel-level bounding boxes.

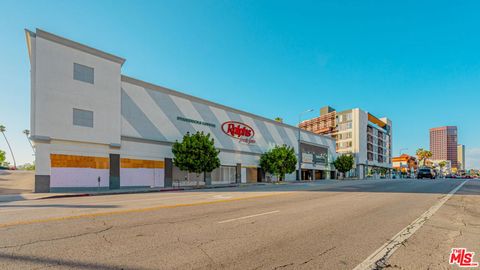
[0,170,34,195]
[0,179,478,270]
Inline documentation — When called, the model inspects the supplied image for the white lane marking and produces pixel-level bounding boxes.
[218,210,280,224]
[353,180,469,270]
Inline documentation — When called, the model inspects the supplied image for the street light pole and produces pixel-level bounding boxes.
[23,129,35,154]
[399,148,408,156]
[397,148,409,179]
[297,109,314,181]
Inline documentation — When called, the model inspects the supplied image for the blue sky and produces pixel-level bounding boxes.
[0,0,479,169]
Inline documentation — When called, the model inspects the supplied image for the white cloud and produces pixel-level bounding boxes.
[466,147,480,170]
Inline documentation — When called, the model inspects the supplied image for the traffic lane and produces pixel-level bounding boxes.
[0,179,461,227]
[0,180,390,224]
[0,181,460,269]
[385,180,480,269]
[0,178,461,211]
[0,190,290,226]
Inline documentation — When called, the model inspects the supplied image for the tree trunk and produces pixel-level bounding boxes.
[2,132,16,169]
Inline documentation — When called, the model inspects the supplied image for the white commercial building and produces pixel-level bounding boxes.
[430,160,452,176]
[25,28,337,192]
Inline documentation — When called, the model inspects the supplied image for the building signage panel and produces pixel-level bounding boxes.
[221,121,256,144]
[176,116,216,128]
[302,153,314,163]
[301,143,329,165]
[314,153,328,164]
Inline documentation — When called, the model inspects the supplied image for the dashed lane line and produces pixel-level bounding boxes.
[0,193,289,229]
[218,210,280,224]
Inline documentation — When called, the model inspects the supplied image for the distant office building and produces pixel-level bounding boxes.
[457,144,465,171]
[429,126,458,168]
[299,106,392,179]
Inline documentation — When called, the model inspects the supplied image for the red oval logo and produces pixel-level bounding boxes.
[221,121,255,140]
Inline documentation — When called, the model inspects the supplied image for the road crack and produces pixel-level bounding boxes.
[0,226,113,250]
[299,246,337,266]
[273,262,294,269]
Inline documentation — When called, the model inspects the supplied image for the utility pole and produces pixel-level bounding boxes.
[0,125,16,169]
[297,109,314,181]
[399,148,408,156]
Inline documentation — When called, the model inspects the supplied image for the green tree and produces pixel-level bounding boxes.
[438,161,447,177]
[333,154,354,179]
[18,163,35,171]
[379,167,388,177]
[172,131,220,185]
[438,161,447,169]
[260,145,297,181]
[274,117,283,123]
[416,148,432,167]
[0,149,6,165]
[0,125,16,169]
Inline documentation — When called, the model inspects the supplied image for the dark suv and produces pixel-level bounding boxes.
[417,168,436,179]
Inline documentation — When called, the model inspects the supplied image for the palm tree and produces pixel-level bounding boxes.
[23,129,35,154]
[416,148,432,167]
[0,125,16,169]
[438,161,447,178]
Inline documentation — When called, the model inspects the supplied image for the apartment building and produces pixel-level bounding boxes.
[299,107,392,179]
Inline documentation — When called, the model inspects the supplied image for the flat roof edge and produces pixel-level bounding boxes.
[35,28,126,66]
[121,75,334,142]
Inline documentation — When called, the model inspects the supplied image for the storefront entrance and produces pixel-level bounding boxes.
[211,166,237,184]
[301,169,314,181]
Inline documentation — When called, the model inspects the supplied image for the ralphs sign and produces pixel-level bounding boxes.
[221,121,256,144]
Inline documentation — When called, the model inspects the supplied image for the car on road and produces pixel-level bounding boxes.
[417,168,436,179]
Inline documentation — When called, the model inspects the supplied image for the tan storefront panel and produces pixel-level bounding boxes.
[246,168,257,183]
[120,158,165,169]
[51,154,109,169]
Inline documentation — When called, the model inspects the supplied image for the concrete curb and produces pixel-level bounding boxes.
[36,188,187,200]
[35,183,248,200]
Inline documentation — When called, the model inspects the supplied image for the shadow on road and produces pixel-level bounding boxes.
[0,252,146,270]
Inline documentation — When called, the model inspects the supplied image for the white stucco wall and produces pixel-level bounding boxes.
[32,35,122,146]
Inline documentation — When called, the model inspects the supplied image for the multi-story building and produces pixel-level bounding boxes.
[458,144,466,171]
[25,28,337,192]
[429,126,458,169]
[392,154,417,174]
[299,106,392,179]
